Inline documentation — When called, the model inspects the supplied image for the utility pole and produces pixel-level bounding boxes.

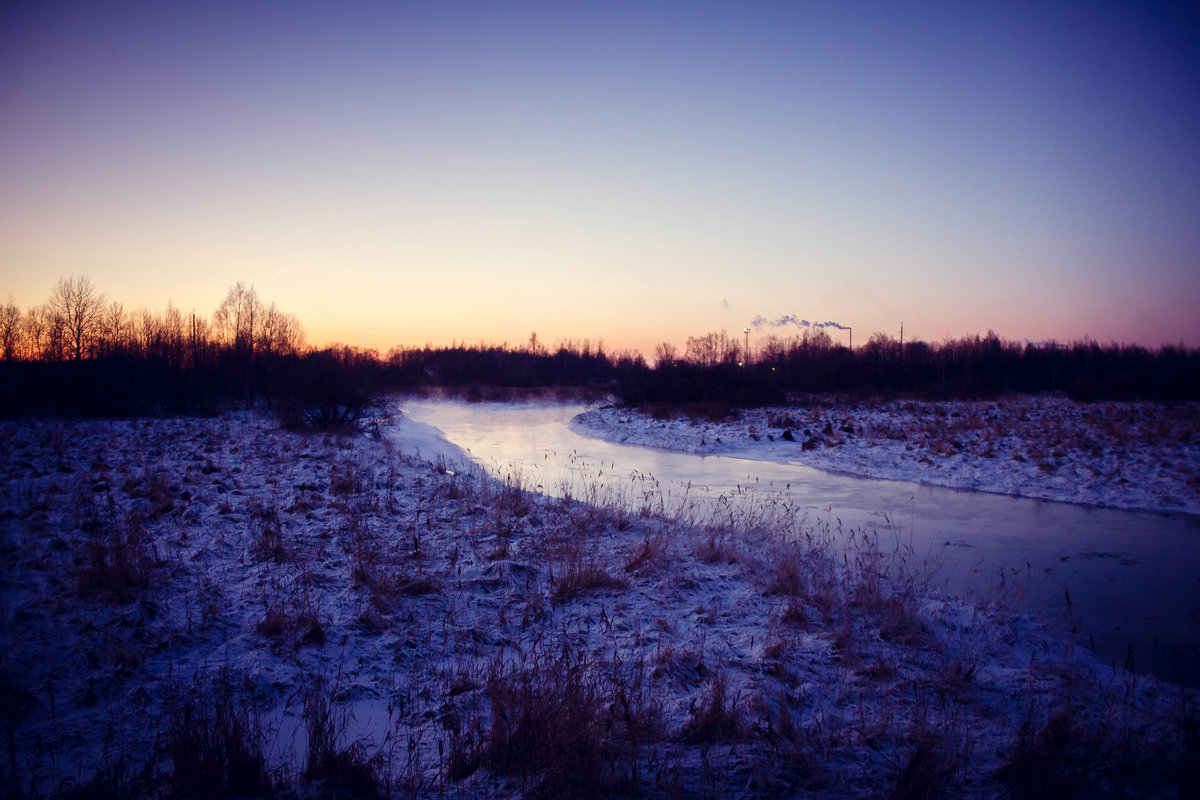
[743,328,750,365]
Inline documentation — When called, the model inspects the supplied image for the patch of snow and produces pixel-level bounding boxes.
[573,396,1200,516]
[0,408,1191,797]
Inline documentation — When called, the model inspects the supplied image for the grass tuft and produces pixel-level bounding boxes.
[165,670,272,798]
[551,552,627,603]
[680,672,744,744]
[302,676,381,799]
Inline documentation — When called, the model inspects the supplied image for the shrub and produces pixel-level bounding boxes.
[302,677,380,798]
[551,552,627,603]
[680,673,743,743]
[256,602,325,650]
[75,518,152,603]
[165,671,272,798]
[478,645,657,796]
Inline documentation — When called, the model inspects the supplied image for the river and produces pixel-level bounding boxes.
[393,398,1200,686]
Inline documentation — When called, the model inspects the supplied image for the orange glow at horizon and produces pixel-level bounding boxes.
[1,2,1197,351]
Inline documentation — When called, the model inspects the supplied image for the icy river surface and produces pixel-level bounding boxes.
[395,399,1200,685]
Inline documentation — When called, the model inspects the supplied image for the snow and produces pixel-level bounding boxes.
[0,406,1193,797]
[573,395,1200,517]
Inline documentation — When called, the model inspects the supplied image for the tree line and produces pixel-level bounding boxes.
[625,328,1200,407]
[0,276,312,416]
[2,277,1198,418]
[0,276,303,366]
[382,336,640,391]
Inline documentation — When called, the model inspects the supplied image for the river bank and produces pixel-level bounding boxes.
[574,395,1200,516]
[1,411,1194,797]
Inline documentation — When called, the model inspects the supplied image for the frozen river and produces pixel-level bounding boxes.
[394,399,1200,686]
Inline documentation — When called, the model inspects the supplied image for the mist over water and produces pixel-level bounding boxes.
[395,399,1200,686]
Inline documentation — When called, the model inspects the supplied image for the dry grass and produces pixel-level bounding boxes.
[623,533,671,575]
[164,670,273,798]
[680,672,744,744]
[550,550,627,603]
[474,644,658,797]
[1,411,1195,799]
[302,675,381,798]
[256,599,326,650]
[74,514,154,603]
[250,499,287,561]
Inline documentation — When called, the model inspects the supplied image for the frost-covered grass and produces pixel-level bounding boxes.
[0,412,1195,798]
[574,395,1200,516]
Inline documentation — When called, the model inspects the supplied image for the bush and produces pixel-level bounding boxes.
[478,645,657,796]
[302,677,380,799]
[165,671,272,798]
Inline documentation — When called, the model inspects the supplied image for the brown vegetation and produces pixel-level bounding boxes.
[0,412,1194,798]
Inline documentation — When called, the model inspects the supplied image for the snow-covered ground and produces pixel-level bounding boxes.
[1,410,1194,797]
[574,396,1200,516]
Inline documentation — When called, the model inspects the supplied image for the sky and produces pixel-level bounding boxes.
[2,0,1198,355]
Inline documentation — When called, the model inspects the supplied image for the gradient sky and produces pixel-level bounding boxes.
[2,0,1198,355]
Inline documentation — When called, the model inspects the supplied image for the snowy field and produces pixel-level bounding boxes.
[574,396,1200,517]
[1,410,1195,797]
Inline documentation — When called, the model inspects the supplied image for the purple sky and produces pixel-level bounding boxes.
[2,0,1198,354]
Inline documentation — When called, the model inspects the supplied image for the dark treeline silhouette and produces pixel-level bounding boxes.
[0,276,327,419]
[3,278,1198,418]
[0,278,632,422]
[382,337,637,390]
[625,328,1200,407]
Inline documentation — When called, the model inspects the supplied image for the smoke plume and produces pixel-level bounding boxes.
[751,315,849,332]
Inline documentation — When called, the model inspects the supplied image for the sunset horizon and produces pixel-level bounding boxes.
[4,3,1200,791]
[6,270,1200,362]
[3,1,1198,356]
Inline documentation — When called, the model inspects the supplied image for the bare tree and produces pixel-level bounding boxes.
[0,299,21,361]
[103,300,128,357]
[258,302,304,358]
[188,312,212,368]
[653,341,678,367]
[803,328,833,352]
[213,282,261,357]
[22,305,48,361]
[863,331,900,363]
[283,314,305,355]
[135,307,160,360]
[757,334,788,363]
[48,275,105,361]
[44,303,67,362]
[684,330,739,367]
[162,303,185,367]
